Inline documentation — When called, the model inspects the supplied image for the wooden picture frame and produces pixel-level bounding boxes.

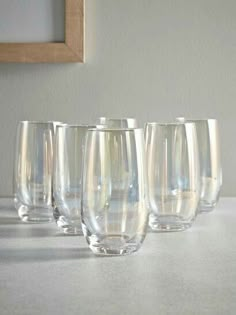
[0,0,84,63]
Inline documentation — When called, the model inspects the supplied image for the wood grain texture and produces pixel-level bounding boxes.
[0,0,84,63]
[65,0,84,62]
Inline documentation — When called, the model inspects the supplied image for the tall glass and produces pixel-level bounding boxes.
[177,118,222,212]
[53,125,94,235]
[145,122,200,231]
[97,117,138,128]
[14,121,56,223]
[82,128,148,255]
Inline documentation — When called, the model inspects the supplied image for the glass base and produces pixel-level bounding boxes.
[17,204,53,223]
[198,201,216,213]
[149,215,193,232]
[54,209,82,235]
[87,234,142,256]
[62,226,83,236]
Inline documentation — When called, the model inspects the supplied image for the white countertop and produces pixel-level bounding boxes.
[0,198,235,315]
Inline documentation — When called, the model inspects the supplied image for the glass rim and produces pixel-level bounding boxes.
[87,127,143,132]
[56,123,100,129]
[145,122,195,127]
[18,120,62,125]
[99,117,137,121]
[176,117,218,123]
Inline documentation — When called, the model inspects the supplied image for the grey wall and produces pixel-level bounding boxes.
[0,0,64,42]
[0,0,235,196]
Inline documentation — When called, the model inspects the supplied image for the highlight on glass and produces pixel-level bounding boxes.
[97,117,138,128]
[177,118,222,212]
[81,128,148,255]
[53,124,94,235]
[14,121,56,223]
[145,122,200,231]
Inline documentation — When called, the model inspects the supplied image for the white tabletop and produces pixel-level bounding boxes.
[0,198,235,315]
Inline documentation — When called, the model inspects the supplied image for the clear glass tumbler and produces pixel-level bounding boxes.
[82,128,148,255]
[53,124,94,235]
[177,118,222,212]
[97,117,138,128]
[14,121,56,223]
[145,122,200,231]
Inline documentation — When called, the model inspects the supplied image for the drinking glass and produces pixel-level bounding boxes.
[177,118,222,212]
[145,122,200,231]
[97,117,138,128]
[14,121,56,223]
[53,124,94,235]
[82,128,148,255]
